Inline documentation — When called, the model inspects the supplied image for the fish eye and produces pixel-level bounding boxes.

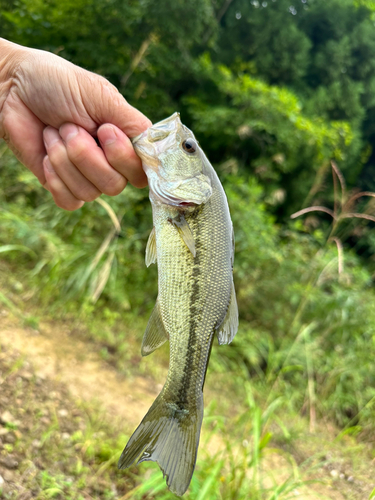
[182,139,197,154]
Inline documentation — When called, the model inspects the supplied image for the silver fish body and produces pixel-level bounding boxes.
[118,113,238,496]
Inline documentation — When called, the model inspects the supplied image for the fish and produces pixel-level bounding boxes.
[118,112,238,496]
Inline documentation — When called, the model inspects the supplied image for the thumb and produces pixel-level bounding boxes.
[80,72,152,138]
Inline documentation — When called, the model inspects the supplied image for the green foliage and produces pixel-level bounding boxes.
[217,176,375,430]
[2,140,375,434]
[126,390,306,500]
[2,0,375,468]
[3,0,375,209]
[218,0,375,193]
[185,56,356,211]
[0,144,156,312]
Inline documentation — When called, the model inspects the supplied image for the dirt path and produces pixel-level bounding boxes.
[1,315,157,430]
[1,313,373,500]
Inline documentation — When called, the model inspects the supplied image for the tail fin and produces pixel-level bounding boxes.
[118,391,204,496]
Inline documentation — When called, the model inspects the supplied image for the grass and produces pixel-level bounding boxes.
[125,389,307,500]
[0,346,134,499]
[2,316,375,500]
[1,149,375,498]
[0,345,303,500]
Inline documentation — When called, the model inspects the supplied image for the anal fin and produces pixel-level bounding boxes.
[141,300,168,356]
[145,227,157,267]
[216,281,239,345]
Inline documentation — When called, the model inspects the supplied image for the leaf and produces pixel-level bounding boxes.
[90,253,115,303]
[0,244,36,257]
[196,459,225,500]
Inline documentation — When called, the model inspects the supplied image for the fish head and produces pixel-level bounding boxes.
[132,113,212,207]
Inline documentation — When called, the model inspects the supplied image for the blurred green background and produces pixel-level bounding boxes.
[1,0,375,498]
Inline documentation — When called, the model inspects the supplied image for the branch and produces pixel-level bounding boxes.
[332,163,339,217]
[331,160,346,209]
[340,212,375,223]
[330,237,344,275]
[122,34,156,87]
[217,0,235,23]
[291,206,336,220]
[346,190,375,205]
[95,198,121,234]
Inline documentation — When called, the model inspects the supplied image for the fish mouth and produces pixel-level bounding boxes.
[178,201,197,207]
[131,139,159,170]
[131,112,181,146]
[131,114,212,207]
[132,114,182,168]
[131,132,144,145]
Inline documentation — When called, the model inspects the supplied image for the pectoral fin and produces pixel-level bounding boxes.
[169,214,196,257]
[145,227,157,267]
[141,300,169,356]
[216,281,239,345]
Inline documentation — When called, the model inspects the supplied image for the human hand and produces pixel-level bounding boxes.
[0,39,151,210]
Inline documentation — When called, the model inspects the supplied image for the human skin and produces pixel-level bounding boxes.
[0,38,152,210]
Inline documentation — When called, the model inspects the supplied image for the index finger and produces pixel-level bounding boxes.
[82,76,152,138]
[97,124,148,188]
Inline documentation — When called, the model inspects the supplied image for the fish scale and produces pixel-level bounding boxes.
[118,113,238,496]
[157,199,229,401]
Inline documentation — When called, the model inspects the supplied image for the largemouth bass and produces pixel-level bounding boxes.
[118,113,238,496]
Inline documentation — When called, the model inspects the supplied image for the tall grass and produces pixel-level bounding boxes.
[123,384,309,500]
[2,143,375,476]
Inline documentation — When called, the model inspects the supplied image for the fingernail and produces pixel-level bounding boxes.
[102,125,117,146]
[59,123,79,143]
[44,127,60,149]
[43,156,55,173]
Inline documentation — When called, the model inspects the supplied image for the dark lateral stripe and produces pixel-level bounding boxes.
[175,208,205,408]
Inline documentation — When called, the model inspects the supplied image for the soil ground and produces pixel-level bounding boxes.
[0,312,374,499]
